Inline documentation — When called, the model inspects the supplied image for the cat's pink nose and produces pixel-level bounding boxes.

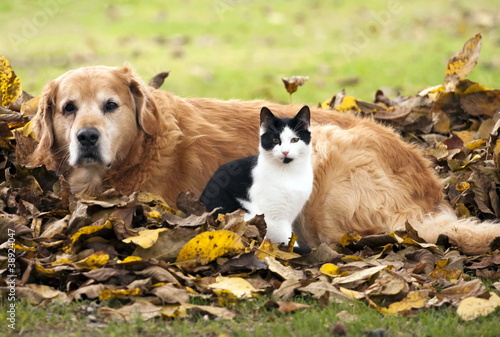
[282,151,289,156]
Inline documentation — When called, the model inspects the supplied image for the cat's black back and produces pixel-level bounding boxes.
[200,155,257,215]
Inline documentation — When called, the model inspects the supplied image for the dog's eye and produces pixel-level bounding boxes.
[104,101,118,112]
[63,102,77,114]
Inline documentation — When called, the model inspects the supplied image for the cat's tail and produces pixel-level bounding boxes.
[411,204,500,255]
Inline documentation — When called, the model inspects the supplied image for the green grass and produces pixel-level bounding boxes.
[1,0,499,104]
[1,296,499,337]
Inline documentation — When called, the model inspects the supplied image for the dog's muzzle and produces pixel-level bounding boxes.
[76,127,102,164]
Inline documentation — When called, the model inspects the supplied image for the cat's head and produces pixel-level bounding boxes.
[259,106,311,164]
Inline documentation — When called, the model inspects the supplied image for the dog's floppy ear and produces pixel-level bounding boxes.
[119,65,160,136]
[31,80,57,165]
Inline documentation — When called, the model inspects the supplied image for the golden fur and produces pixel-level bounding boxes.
[31,65,500,254]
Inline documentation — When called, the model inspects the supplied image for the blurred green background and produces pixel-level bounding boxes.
[1,0,499,104]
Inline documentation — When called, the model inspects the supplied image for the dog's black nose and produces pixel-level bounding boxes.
[77,127,100,146]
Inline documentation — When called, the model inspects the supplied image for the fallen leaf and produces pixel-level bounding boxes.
[265,256,305,280]
[132,227,196,261]
[331,265,386,286]
[208,276,259,299]
[386,290,430,314]
[99,301,162,322]
[0,56,22,107]
[184,303,235,320]
[277,301,310,313]
[176,230,246,267]
[282,76,308,94]
[456,292,500,321]
[444,33,482,91]
[122,228,168,249]
[151,284,190,304]
[319,263,341,277]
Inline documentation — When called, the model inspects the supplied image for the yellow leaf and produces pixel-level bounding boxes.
[287,233,298,252]
[119,256,143,263]
[176,230,246,267]
[0,56,22,107]
[319,263,341,277]
[35,263,56,275]
[341,255,364,262]
[454,130,475,145]
[255,239,300,261]
[436,259,449,268]
[20,95,40,116]
[136,192,178,215]
[455,182,470,192]
[386,291,429,314]
[99,288,142,301]
[430,268,462,281]
[320,98,332,109]
[122,228,168,249]
[64,220,113,253]
[444,34,482,91]
[464,139,486,150]
[457,293,500,321]
[455,203,470,217]
[12,243,35,251]
[335,96,360,113]
[77,252,110,269]
[457,82,492,95]
[213,289,239,307]
[338,287,363,300]
[208,276,259,299]
[339,232,362,247]
[19,119,35,138]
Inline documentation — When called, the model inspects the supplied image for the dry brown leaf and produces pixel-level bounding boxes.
[265,256,305,280]
[134,266,178,284]
[277,301,311,313]
[132,227,196,261]
[444,33,482,92]
[151,284,190,304]
[298,280,347,302]
[185,303,235,320]
[331,265,386,287]
[99,301,162,322]
[272,278,302,301]
[6,284,69,305]
[282,76,309,94]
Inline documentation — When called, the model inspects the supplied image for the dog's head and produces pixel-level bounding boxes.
[32,65,159,171]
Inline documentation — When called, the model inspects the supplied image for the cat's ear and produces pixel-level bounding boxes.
[294,106,311,129]
[260,107,275,130]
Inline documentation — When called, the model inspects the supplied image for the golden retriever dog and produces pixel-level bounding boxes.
[30,65,500,254]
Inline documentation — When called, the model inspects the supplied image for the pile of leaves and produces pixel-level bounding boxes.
[1,34,500,323]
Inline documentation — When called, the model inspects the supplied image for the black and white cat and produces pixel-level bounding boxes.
[200,106,313,245]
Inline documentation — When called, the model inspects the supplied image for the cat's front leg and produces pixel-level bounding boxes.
[265,219,296,246]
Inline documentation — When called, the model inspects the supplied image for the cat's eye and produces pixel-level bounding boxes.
[63,102,77,114]
[104,101,118,112]
[272,138,280,144]
[291,137,300,143]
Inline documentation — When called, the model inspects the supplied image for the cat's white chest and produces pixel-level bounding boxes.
[243,157,313,244]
